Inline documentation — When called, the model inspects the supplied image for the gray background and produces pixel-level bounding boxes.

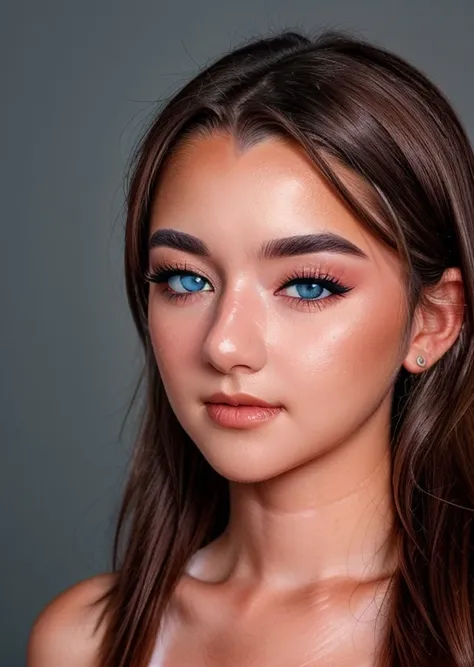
[2,1,473,664]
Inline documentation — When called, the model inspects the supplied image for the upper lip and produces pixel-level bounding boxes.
[205,392,280,408]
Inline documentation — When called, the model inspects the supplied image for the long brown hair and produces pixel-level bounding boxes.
[93,29,474,667]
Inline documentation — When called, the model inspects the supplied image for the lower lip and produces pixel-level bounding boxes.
[205,403,282,429]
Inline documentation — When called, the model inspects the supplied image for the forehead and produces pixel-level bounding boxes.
[149,132,384,261]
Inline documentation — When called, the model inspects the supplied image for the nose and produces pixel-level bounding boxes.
[201,282,268,374]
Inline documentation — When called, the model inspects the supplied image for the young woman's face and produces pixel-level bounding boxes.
[147,132,407,482]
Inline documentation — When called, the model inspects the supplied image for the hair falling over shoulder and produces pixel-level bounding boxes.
[90,28,474,667]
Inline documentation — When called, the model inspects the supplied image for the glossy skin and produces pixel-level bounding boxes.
[143,133,463,665]
[150,135,402,486]
[27,133,463,666]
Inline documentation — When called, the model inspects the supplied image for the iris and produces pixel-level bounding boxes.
[285,282,325,299]
[169,274,207,293]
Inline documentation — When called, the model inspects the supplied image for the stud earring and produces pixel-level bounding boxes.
[416,355,427,368]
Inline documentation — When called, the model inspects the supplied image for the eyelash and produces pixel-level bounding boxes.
[143,261,353,312]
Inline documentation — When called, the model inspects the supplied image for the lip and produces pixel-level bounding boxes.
[204,403,282,430]
[205,392,280,408]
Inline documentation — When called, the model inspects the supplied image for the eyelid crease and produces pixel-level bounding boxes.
[144,261,354,296]
[143,260,214,285]
[144,260,354,314]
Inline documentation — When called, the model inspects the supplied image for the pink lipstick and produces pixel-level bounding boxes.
[204,392,282,429]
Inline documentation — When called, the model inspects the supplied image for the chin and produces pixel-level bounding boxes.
[193,437,297,484]
[208,462,284,484]
[174,406,303,482]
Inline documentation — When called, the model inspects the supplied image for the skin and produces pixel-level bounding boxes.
[144,132,463,665]
[27,132,464,667]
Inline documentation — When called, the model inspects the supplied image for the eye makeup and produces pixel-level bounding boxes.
[144,260,354,313]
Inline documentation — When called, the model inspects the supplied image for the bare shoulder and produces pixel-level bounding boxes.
[27,572,116,667]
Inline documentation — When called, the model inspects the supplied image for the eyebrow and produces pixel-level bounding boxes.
[148,228,368,260]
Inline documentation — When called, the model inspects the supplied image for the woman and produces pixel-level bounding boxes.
[28,29,474,667]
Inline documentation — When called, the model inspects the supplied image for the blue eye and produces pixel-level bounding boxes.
[144,264,352,308]
[168,274,212,293]
[281,281,330,300]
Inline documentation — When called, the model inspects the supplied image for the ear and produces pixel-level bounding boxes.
[403,267,465,374]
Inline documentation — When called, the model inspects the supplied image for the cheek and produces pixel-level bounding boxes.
[148,303,201,383]
[147,281,405,407]
[276,292,405,406]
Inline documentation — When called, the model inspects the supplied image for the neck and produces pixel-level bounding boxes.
[215,412,397,591]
